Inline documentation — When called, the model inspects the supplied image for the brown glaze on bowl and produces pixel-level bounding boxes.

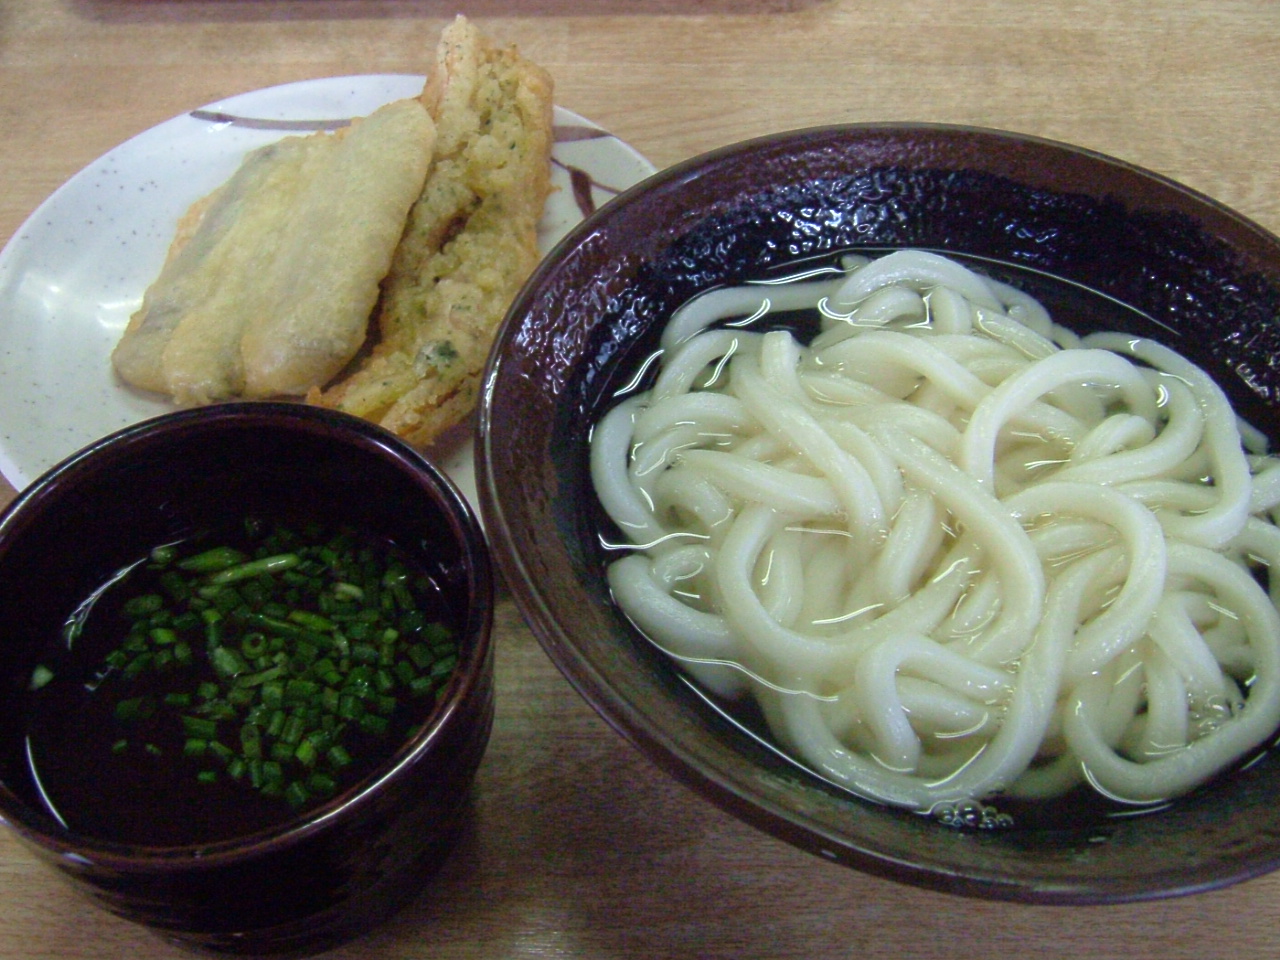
[477,123,1280,904]
[0,402,494,955]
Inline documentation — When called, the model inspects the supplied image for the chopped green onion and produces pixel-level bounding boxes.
[182,715,218,739]
[288,610,335,633]
[333,582,364,601]
[150,544,178,566]
[122,594,164,617]
[79,519,462,812]
[294,739,318,768]
[240,723,263,760]
[327,744,353,768]
[284,781,310,808]
[210,645,248,677]
[178,546,249,573]
[307,773,337,797]
[206,553,301,585]
[115,695,156,721]
[240,633,269,659]
[149,627,178,646]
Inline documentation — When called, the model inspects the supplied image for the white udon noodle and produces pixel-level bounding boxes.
[590,249,1280,815]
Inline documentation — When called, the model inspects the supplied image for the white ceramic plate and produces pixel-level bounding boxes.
[0,75,656,508]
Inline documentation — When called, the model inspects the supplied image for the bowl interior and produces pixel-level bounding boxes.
[0,402,492,855]
[479,123,1280,903]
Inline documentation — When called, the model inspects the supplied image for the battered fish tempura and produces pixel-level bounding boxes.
[111,16,553,443]
[112,99,434,406]
[309,16,555,446]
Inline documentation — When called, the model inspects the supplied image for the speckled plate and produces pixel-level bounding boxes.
[0,75,656,505]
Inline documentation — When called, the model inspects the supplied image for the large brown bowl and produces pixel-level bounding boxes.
[0,402,495,955]
[476,123,1280,904]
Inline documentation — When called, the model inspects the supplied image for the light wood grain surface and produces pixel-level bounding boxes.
[4,2,1280,957]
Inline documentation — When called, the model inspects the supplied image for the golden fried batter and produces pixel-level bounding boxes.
[308,16,554,446]
[113,99,434,406]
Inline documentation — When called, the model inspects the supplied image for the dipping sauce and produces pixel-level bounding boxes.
[23,517,463,847]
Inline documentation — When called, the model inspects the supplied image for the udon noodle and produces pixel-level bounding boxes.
[590,249,1280,816]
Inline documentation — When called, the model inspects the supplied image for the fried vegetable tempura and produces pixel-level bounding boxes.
[308,16,555,446]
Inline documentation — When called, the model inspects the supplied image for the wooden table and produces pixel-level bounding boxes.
[4,2,1280,957]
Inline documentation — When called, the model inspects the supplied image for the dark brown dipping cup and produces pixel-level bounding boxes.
[478,123,1280,904]
[0,402,494,955]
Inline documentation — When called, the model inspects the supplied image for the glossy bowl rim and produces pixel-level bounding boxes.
[0,401,495,869]
[477,121,1280,904]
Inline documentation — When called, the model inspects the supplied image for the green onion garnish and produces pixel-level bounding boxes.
[77,519,461,812]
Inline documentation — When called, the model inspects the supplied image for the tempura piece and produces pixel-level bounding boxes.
[309,15,554,446]
[240,99,436,397]
[113,98,434,405]
[111,135,323,399]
